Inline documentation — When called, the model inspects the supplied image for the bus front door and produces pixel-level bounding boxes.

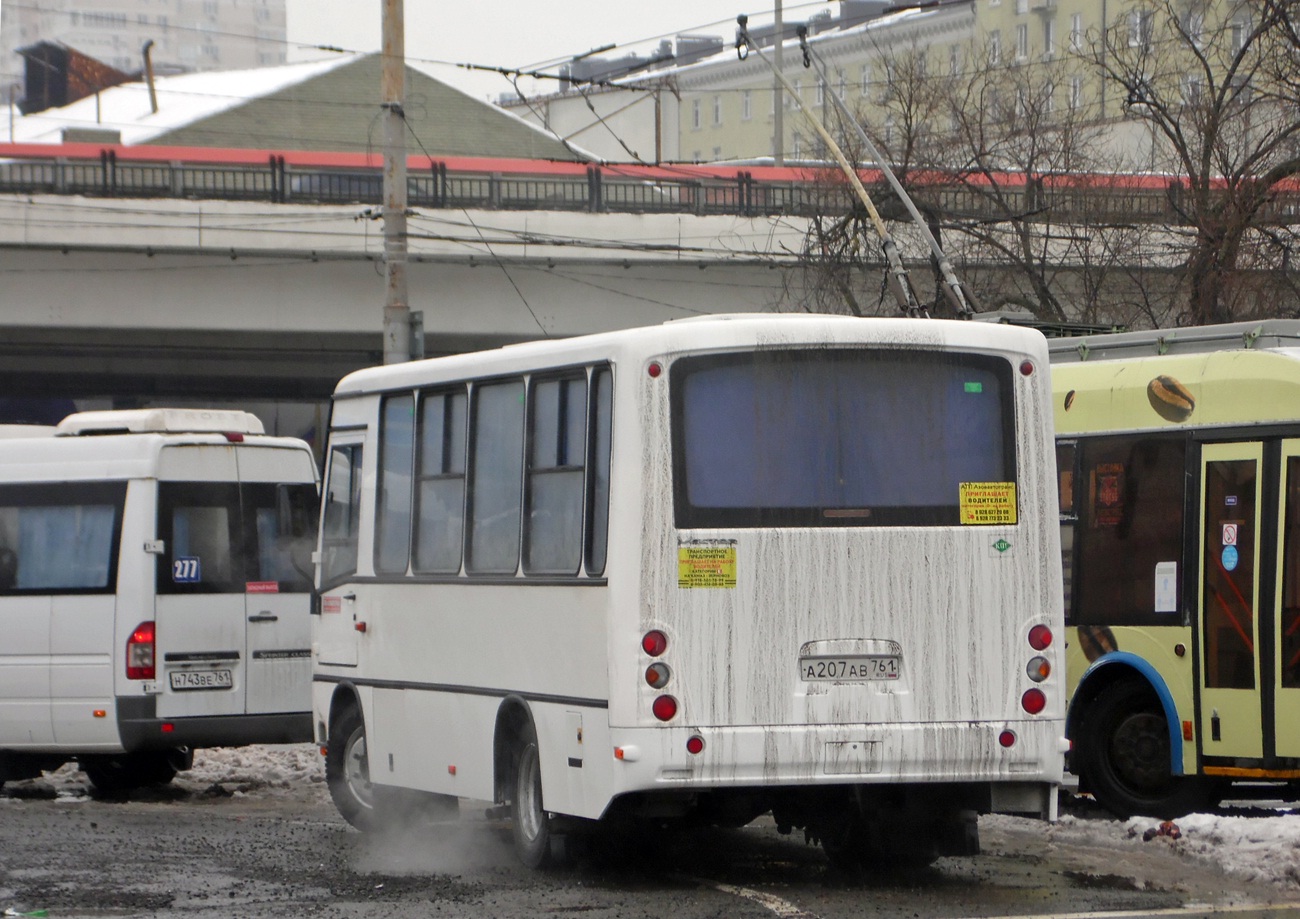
[1272,442,1300,758]
[1198,443,1264,762]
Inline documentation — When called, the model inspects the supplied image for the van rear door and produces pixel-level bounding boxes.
[235,446,317,717]
[155,446,248,720]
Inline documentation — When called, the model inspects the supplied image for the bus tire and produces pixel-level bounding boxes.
[1078,679,1213,819]
[326,705,383,832]
[511,722,555,869]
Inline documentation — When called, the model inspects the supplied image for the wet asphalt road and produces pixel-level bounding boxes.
[0,773,1292,919]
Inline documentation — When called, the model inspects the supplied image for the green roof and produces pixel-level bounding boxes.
[150,53,585,160]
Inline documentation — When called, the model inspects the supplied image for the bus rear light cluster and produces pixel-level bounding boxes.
[1020,624,1052,715]
[641,629,678,722]
[126,621,156,680]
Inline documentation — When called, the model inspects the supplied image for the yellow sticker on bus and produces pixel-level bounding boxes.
[678,542,738,588]
[959,482,1018,525]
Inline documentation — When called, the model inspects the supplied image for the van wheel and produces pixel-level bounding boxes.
[511,722,555,869]
[83,752,177,795]
[326,705,382,831]
[1078,680,1215,819]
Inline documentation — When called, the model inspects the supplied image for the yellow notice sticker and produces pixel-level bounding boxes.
[959,482,1018,525]
[677,542,737,589]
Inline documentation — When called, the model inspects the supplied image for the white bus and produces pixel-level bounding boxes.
[0,409,319,794]
[312,314,1067,869]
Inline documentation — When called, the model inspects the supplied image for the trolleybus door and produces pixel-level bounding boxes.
[1273,442,1300,758]
[1198,443,1264,760]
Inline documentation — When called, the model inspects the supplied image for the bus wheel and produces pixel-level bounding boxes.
[1079,680,1212,819]
[511,723,555,869]
[326,705,382,832]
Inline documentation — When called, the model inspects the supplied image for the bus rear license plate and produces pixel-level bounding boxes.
[800,656,899,681]
[170,669,233,691]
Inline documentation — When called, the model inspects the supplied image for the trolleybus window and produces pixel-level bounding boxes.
[671,349,1015,527]
[0,482,125,592]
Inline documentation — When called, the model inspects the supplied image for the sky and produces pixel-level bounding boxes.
[10,743,1300,893]
[284,0,831,102]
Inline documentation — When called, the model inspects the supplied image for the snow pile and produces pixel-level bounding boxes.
[1136,811,1300,889]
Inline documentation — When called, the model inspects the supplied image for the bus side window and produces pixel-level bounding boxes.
[467,380,525,574]
[1056,442,1077,620]
[414,389,467,575]
[1073,435,1187,627]
[525,375,586,575]
[586,367,612,576]
[0,483,125,593]
[322,444,363,585]
[376,394,415,575]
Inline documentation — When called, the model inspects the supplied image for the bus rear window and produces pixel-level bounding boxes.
[671,348,1016,528]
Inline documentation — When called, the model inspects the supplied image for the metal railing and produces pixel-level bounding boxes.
[2,150,1298,227]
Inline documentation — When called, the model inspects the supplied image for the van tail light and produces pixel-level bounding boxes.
[126,621,156,680]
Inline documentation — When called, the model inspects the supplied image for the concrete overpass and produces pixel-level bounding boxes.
[0,193,810,435]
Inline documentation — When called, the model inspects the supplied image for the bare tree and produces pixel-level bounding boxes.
[1090,0,1300,324]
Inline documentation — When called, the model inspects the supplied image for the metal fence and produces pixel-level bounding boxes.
[2,151,1298,226]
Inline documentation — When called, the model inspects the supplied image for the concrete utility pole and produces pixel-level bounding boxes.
[381,0,412,364]
[773,0,783,166]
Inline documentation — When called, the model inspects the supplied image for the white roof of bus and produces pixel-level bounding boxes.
[333,313,1050,398]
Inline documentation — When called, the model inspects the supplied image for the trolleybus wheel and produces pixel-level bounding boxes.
[1080,679,1215,819]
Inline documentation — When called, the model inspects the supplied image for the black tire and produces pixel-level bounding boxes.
[82,752,177,795]
[510,722,555,869]
[1078,680,1215,819]
[326,705,383,832]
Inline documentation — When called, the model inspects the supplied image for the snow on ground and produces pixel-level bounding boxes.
[14,747,1300,889]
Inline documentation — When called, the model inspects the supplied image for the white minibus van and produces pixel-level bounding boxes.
[0,409,318,793]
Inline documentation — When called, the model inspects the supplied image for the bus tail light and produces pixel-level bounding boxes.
[652,695,678,722]
[126,621,156,680]
[645,663,671,688]
[1026,656,1051,682]
[1021,688,1046,715]
[1028,624,1053,651]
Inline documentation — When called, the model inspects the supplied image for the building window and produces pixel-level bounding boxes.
[692,99,701,129]
[949,44,960,76]
[989,30,1002,65]
[1070,13,1083,51]
[836,68,846,98]
[1016,0,1028,13]
[1016,24,1029,60]
[1128,9,1153,49]
[861,65,870,95]
[815,78,825,105]
[1070,75,1083,110]
[1044,18,1056,58]
[712,94,723,125]
[1230,17,1248,54]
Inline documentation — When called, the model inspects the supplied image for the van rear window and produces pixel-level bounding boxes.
[671,348,1016,528]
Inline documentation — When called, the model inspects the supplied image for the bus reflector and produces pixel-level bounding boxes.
[1020,360,1035,376]
[126,621,156,680]
[1021,688,1047,714]
[1026,656,1051,682]
[645,663,671,688]
[648,362,663,378]
[999,730,1016,748]
[93,710,106,718]
[642,630,668,657]
[1183,720,1194,741]
[1028,624,1053,651]
[652,695,678,721]
[686,735,705,754]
